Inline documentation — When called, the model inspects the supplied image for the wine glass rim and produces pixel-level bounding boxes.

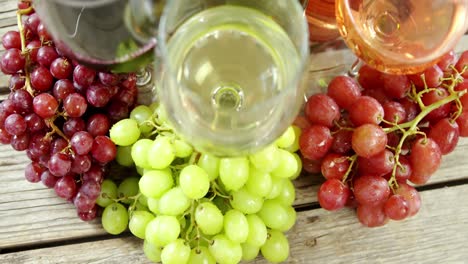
[157,0,310,103]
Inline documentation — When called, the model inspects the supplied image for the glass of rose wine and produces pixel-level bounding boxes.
[156,0,310,156]
[335,0,468,75]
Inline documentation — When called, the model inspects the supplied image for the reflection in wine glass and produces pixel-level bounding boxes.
[156,0,310,156]
[336,0,468,74]
[34,0,164,102]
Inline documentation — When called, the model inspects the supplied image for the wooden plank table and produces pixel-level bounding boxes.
[1,1,468,263]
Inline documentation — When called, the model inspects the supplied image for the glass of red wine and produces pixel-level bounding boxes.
[33,0,164,103]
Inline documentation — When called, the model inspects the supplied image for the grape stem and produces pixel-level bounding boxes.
[45,117,70,142]
[341,154,357,184]
[16,7,35,95]
[387,75,466,191]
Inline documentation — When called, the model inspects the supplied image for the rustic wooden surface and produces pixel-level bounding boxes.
[1,1,468,263]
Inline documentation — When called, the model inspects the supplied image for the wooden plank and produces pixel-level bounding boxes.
[2,184,468,263]
[1,137,468,249]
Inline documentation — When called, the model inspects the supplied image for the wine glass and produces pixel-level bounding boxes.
[33,0,165,101]
[335,0,468,75]
[156,0,310,156]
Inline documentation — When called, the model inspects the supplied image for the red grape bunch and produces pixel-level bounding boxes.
[298,50,468,227]
[0,3,139,221]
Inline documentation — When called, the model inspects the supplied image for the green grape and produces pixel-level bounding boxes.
[188,246,216,264]
[139,169,174,198]
[241,243,260,261]
[129,210,154,239]
[131,201,149,213]
[275,126,295,149]
[130,105,154,134]
[197,153,220,181]
[147,197,160,215]
[258,200,289,230]
[96,179,118,207]
[145,215,180,247]
[195,202,224,235]
[158,187,191,216]
[248,144,280,173]
[265,176,285,200]
[260,230,289,263]
[209,234,242,264]
[245,214,267,247]
[179,165,210,199]
[277,206,297,232]
[174,139,193,158]
[272,179,296,206]
[101,203,129,235]
[155,104,169,124]
[132,139,153,169]
[270,149,299,179]
[118,177,140,204]
[245,166,272,198]
[110,119,141,146]
[116,145,134,167]
[223,209,249,243]
[143,240,162,263]
[139,194,149,207]
[147,136,176,169]
[219,157,249,191]
[161,239,191,264]
[230,187,263,214]
[284,125,301,153]
[289,152,302,180]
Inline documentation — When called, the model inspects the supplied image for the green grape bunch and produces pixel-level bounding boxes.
[98,102,303,264]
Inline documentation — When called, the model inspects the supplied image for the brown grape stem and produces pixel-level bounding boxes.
[16,7,35,95]
[45,118,70,143]
[341,154,357,184]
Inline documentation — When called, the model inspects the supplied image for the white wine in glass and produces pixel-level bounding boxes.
[157,0,309,156]
[336,0,468,74]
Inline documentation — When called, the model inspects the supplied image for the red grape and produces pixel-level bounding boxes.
[41,170,59,188]
[80,181,101,200]
[70,131,94,155]
[37,23,52,42]
[50,138,68,155]
[301,156,322,174]
[382,73,410,99]
[4,113,27,136]
[382,101,406,124]
[457,112,468,137]
[299,125,333,160]
[2,31,21,49]
[353,175,390,206]
[352,124,387,158]
[52,79,75,100]
[327,75,361,110]
[63,93,87,117]
[33,93,58,119]
[321,153,350,180]
[63,117,86,138]
[357,205,388,227]
[383,194,409,221]
[48,152,72,177]
[86,113,111,137]
[428,118,459,155]
[30,66,54,91]
[358,149,395,177]
[71,154,92,174]
[11,133,30,151]
[455,50,467,78]
[11,89,33,115]
[1,48,25,74]
[409,138,442,185]
[9,74,25,91]
[73,65,96,87]
[394,183,421,217]
[318,179,351,211]
[91,136,117,163]
[421,88,451,122]
[36,46,58,67]
[349,96,384,126]
[357,64,383,90]
[74,192,96,213]
[54,175,77,200]
[50,57,72,79]
[393,156,412,182]
[98,72,120,86]
[437,50,456,71]
[87,83,112,107]
[26,40,41,63]
[24,13,40,35]
[82,164,104,183]
[25,162,45,183]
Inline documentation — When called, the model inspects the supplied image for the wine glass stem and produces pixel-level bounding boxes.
[348,58,364,78]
